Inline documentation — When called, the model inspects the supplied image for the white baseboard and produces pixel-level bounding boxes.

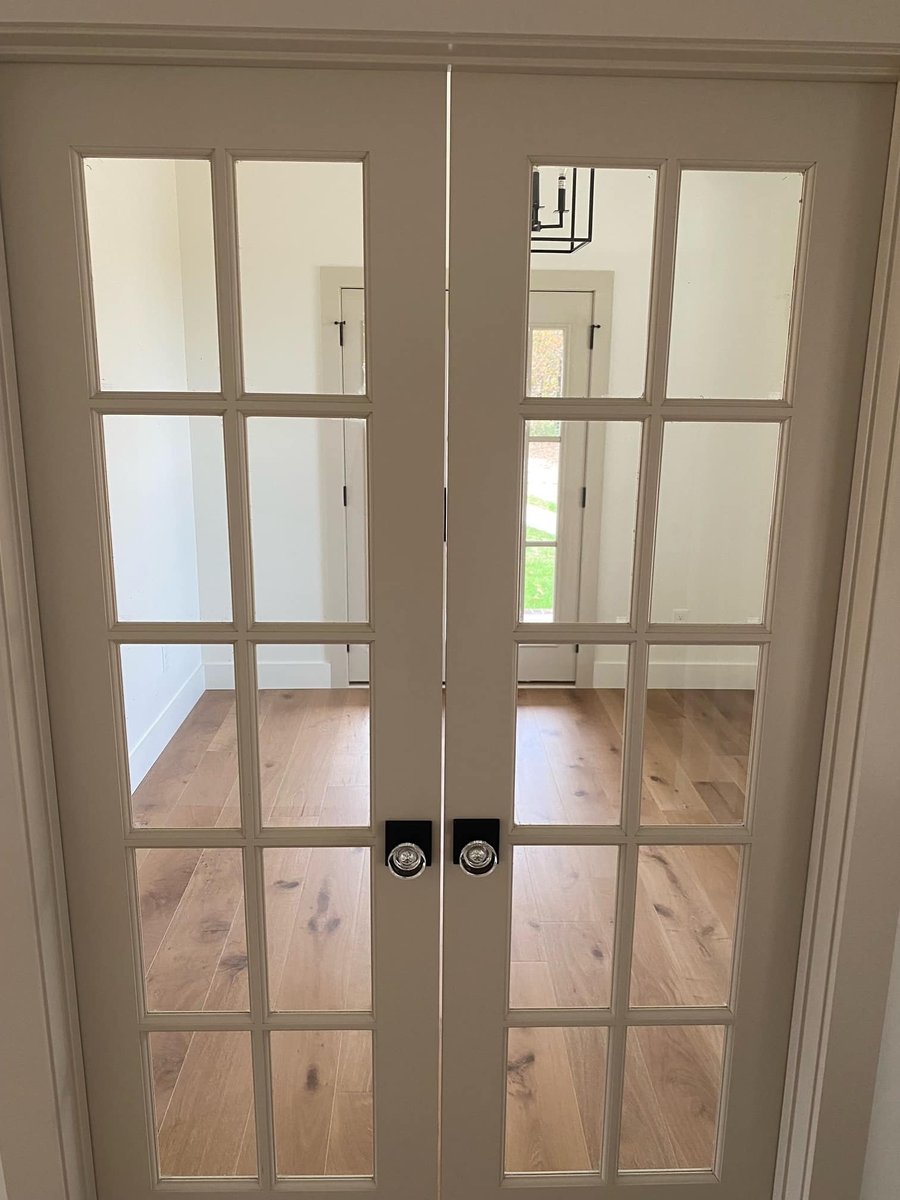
[593,658,758,690]
[128,664,205,790]
[203,661,333,690]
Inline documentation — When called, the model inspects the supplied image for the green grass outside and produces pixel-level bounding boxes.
[523,544,556,613]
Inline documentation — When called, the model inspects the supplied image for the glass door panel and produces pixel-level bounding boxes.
[444,70,890,1199]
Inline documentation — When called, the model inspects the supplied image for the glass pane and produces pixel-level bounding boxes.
[525,438,560,542]
[83,157,220,392]
[258,645,370,827]
[515,647,626,825]
[528,167,657,398]
[667,170,803,400]
[263,847,371,1012]
[102,415,231,622]
[150,1031,256,1178]
[121,644,239,829]
[650,422,780,624]
[510,846,618,1009]
[529,419,562,437]
[272,1030,373,1178]
[528,328,566,397]
[521,421,642,624]
[236,160,364,394]
[523,546,556,621]
[137,848,248,1013]
[619,1026,725,1171]
[641,646,759,824]
[247,417,367,622]
[631,846,742,1008]
[505,1027,607,1173]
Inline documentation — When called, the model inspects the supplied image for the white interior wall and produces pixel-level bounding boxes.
[534,168,795,688]
[90,159,355,786]
[667,170,801,400]
[86,159,206,786]
[102,155,799,782]
[237,160,363,394]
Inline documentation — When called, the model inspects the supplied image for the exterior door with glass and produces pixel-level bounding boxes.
[443,72,892,1199]
[0,64,446,1200]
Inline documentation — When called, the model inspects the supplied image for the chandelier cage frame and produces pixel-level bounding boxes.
[530,165,596,254]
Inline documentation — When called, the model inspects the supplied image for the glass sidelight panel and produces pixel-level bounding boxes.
[258,645,370,828]
[149,1031,256,1178]
[505,1026,608,1173]
[515,646,627,825]
[520,420,642,624]
[667,170,803,400]
[121,644,239,829]
[271,1030,374,1178]
[247,417,368,622]
[641,645,759,825]
[527,167,657,398]
[236,160,365,394]
[619,1025,726,1171]
[526,438,560,542]
[528,328,566,398]
[102,415,231,622]
[650,422,781,625]
[82,157,220,393]
[137,847,249,1013]
[630,845,743,1008]
[263,847,371,1012]
[509,845,618,1009]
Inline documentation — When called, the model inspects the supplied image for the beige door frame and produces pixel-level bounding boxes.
[0,42,898,1200]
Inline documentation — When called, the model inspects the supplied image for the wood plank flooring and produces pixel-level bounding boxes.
[132,683,752,1178]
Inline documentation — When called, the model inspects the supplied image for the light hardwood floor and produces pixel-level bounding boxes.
[132,684,752,1178]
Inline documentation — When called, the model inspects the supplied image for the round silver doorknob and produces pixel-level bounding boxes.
[387,841,427,879]
[459,839,498,877]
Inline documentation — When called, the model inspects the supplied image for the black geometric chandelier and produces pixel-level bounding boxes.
[530,166,596,254]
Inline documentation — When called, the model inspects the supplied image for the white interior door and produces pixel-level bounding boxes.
[0,63,446,1200]
[443,72,892,1199]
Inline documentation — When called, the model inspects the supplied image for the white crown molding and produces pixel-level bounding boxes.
[0,23,898,79]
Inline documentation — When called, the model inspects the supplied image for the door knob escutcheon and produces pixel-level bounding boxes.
[385,820,433,879]
[452,818,501,876]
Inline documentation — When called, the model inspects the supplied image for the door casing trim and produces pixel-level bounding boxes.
[0,52,897,1200]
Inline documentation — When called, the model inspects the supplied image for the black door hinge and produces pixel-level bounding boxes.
[589,323,602,350]
[334,319,346,347]
[580,486,587,508]
[342,484,348,507]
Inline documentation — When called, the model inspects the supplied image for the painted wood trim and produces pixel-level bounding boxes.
[775,82,900,1200]
[0,208,94,1196]
[0,25,900,79]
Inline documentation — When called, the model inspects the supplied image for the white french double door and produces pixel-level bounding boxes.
[0,63,891,1200]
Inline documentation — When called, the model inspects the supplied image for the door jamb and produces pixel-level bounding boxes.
[0,208,94,1198]
[0,56,898,1200]
[773,86,900,1200]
